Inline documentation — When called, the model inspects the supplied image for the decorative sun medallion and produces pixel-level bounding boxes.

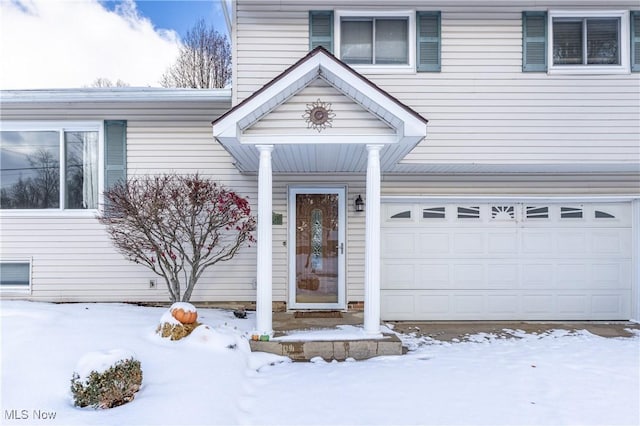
[303,98,335,132]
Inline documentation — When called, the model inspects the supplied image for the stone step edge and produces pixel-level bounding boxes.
[249,333,405,362]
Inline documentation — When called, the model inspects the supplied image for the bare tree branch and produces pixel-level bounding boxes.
[160,19,231,89]
[98,174,256,302]
[89,78,130,88]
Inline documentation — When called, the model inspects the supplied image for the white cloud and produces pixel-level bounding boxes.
[0,0,181,89]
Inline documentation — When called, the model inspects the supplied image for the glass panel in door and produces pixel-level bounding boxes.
[295,193,340,304]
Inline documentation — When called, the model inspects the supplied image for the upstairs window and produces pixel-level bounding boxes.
[336,11,414,71]
[523,10,633,74]
[553,17,620,66]
[311,10,441,72]
[341,17,409,65]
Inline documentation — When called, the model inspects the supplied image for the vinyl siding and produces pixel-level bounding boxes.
[2,0,639,305]
[245,79,394,137]
[0,98,265,303]
[381,174,640,196]
[235,0,640,167]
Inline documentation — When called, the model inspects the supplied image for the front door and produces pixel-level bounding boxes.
[288,186,346,309]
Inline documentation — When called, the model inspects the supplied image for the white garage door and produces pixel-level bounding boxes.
[381,202,632,320]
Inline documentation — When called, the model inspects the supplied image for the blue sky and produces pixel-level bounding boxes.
[101,1,229,38]
[0,0,231,89]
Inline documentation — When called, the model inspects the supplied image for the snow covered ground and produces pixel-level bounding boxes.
[1,301,638,426]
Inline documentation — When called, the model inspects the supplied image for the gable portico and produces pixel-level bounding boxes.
[213,47,428,335]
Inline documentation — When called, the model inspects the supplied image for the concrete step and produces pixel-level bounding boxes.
[249,333,404,362]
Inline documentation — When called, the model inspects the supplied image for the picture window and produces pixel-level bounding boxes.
[1,126,99,210]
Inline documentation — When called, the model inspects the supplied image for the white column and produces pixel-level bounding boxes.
[632,199,640,322]
[364,144,383,335]
[256,145,274,335]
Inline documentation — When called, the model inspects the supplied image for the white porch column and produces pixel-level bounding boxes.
[632,199,640,322]
[256,145,274,335]
[364,144,383,334]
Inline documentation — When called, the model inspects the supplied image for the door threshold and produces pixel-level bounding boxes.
[294,311,343,319]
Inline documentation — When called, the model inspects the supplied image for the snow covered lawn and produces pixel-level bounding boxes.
[1,301,638,426]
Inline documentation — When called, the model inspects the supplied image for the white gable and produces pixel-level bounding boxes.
[212,47,428,173]
[244,78,395,140]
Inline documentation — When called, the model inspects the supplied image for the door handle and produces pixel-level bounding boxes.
[337,242,344,254]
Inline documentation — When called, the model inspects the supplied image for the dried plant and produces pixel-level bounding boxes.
[70,358,142,409]
[99,174,255,302]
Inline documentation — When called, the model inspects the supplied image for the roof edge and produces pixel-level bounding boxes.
[212,46,428,127]
[0,88,232,103]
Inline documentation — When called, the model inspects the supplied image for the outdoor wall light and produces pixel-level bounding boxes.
[355,195,364,212]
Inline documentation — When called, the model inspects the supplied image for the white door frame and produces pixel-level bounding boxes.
[288,185,346,310]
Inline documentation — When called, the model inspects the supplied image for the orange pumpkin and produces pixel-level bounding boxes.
[171,307,198,324]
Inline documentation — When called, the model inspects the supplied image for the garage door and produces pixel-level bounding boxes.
[381,202,632,320]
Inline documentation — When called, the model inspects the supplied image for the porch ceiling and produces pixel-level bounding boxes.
[212,47,428,174]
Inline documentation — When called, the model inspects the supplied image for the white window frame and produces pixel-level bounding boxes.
[548,10,630,75]
[334,10,416,74]
[0,121,104,217]
[0,258,32,294]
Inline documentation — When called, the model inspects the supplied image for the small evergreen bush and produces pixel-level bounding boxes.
[70,357,142,409]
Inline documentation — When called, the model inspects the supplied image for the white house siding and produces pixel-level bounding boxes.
[254,176,640,309]
[245,79,394,138]
[234,0,640,168]
[0,97,269,303]
[381,175,640,197]
[233,0,639,316]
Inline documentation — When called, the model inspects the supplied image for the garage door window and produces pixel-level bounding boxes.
[595,210,615,219]
[491,205,515,220]
[385,203,625,223]
[457,206,480,219]
[526,206,549,219]
[561,206,583,219]
[390,210,411,219]
[422,207,445,219]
